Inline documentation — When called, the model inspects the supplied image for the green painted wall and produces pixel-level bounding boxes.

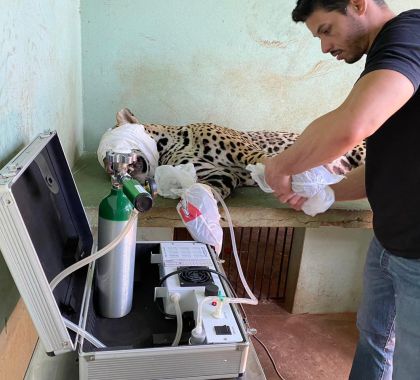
[81,0,360,151]
[0,1,83,330]
[81,0,420,152]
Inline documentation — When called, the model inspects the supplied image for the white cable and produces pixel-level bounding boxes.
[50,209,139,291]
[170,293,183,347]
[63,317,106,349]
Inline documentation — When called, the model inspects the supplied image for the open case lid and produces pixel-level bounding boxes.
[0,131,93,355]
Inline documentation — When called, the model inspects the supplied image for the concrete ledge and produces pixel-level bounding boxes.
[74,154,372,229]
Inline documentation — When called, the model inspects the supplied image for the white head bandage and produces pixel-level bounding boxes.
[97,123,159,176]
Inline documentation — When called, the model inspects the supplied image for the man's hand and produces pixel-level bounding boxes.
[264,157,306,210]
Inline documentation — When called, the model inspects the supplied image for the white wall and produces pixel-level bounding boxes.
[80,0,365,151]
[292,227,373,314]
[0,0,83,329]
[80,1,420,152]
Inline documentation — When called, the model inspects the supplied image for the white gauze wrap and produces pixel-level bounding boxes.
[246,163,345,217]
[97,123,159,176]
[154,163,198,199]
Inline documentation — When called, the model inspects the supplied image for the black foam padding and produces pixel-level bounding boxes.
[84,244,181,352]
[11,134,93,330]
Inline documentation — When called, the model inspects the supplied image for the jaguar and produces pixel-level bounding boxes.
[105,108,365,199]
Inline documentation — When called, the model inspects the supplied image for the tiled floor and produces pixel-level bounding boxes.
[244,301,358,380]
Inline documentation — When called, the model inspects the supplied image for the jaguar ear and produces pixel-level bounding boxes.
[116,108,140,126]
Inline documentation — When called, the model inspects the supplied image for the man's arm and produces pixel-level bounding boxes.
[331,165,366,201]
[268,69,414,176]
[265,69,415,202]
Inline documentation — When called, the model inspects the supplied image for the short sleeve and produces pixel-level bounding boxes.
[361,11,420,92]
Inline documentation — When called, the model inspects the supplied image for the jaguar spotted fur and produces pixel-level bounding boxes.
[111,108,365,199]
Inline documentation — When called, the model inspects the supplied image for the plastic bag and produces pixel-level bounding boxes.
[291,165,345,197]
[176,183,223,255]
[153,165,223,253]
[154,163,197,199]
[246,163,345,217]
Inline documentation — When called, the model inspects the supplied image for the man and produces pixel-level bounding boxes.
[264,0,420,379]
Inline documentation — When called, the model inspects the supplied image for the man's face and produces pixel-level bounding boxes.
[305,7,368,64]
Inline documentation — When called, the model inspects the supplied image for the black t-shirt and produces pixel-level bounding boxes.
[361,10,420,258]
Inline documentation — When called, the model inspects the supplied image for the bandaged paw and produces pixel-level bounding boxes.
[246,163,345,217]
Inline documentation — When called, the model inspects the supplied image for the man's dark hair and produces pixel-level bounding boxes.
[292,0,386,22]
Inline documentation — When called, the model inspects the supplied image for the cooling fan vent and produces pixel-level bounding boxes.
[178,266,214,287]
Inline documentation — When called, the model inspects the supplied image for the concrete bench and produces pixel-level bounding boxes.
[73,153,372,229]
[73,154,373,314]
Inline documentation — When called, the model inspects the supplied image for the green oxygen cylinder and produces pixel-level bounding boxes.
[96,187,137,318]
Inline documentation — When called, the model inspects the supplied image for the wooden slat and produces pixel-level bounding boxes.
[175,226,294,302]
[0,299,38,380]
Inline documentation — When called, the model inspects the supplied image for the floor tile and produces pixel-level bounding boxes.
[244,302,358,380]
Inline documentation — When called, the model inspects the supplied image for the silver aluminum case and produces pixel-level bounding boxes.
[0,131,92,355]
[0,132,250,378]
[78,243,250,380]
[79,345,248,380]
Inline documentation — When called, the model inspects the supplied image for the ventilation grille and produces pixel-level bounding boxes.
[177,266,214,287]
[173,227,294,301]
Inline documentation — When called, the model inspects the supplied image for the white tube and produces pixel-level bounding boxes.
[193,295,258,339]
[190,191,258,342]
[211,190,258,304]
[193,296,215,335]
[218,297,257,306]
[170,293,183,347]
[212,297,258,318]
[50,209,139,291]
[63,317,106,349]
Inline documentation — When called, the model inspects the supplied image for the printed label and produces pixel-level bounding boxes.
[177,201,202,223]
